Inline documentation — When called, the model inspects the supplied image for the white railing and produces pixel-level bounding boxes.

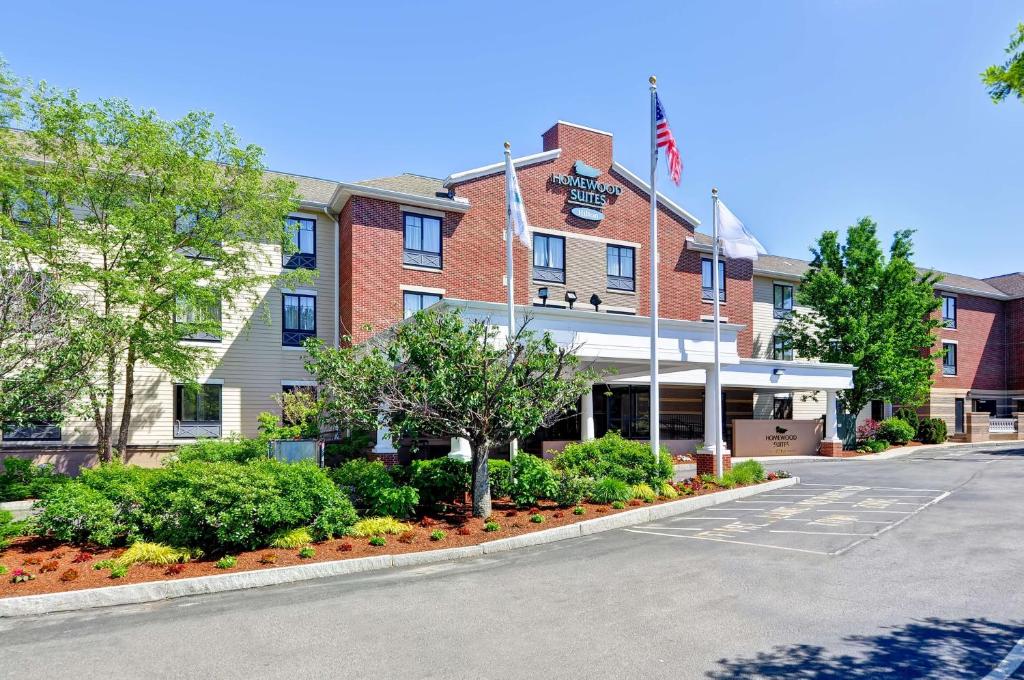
[989,418,1017,434]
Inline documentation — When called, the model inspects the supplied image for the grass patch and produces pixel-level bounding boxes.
[268,527,313,549]
[350,517,413,537]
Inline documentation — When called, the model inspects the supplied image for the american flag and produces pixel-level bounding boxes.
[655,94,682,185]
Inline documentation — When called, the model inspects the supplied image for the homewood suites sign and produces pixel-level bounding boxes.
[550,160,623,222]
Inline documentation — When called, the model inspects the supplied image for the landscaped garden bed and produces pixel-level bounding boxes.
[0,430,789,600]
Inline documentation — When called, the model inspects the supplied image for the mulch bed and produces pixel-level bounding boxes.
[0,482,771,599]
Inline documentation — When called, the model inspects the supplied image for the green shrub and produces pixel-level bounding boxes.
[553,472,594,508]
[715,474,738,489]
[611,500,626,509]
[877,418,916,445]
[0,565,7,575]
[483,521,500,532]
[77,464,157,542]
[572,506,585,515]
[368,536,387,547]
[349,517,412,537]
[330,459,419,518]
[269,527,313,549]
[323,431,374,466]
[0,510,15,550]
[858,439,889,453]
[35,483,123,546]
[529,514,544,524]
[298,546,316,559]
[917,417,948,444]
[109,564,128,579]
[410,457,471,508]
[0,457,70,502]
[173,436,267,464]
[659,483,679,499]
[507,455,559,507]
[488,459,513,499]
[589,477,633,504]
[429,529,447,541]
[215,555,237,569]
[631,483,658,503]
[729,460,765,486]
[148,460,355,550]
[555,432,672,487]
[893,407,920,435]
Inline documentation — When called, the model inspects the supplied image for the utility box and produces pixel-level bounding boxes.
[269,439,323,466]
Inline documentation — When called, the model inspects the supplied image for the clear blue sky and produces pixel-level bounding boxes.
[4,1,1022,278]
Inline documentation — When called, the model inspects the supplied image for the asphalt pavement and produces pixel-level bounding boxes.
[2,442,1022,679]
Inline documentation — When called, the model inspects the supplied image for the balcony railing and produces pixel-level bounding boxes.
[702,286,725,302]
[284,252,316,269]
[283,329,316,348]
[174,421,222,439]
[2,424,61,441]
[607,275,635,292]
[403,249,441,269]
[533,265,565,284]
[990,418,1017,434]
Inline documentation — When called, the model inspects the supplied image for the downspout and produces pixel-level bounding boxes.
[322,205,339,348]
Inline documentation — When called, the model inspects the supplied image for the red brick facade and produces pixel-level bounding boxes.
[339,122,753,354]
[933,293,1008,391]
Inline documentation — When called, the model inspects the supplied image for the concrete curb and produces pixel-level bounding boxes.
[0,477,798,618]
[736,438,1023,464]
[0,500,37,521]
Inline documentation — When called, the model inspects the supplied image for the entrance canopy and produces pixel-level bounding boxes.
[438,298,854,392]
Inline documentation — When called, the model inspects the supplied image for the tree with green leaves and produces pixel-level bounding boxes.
[0,63,308,460]
[778,218,942,415]
[306,309,597,517]
[982,23,1024,104]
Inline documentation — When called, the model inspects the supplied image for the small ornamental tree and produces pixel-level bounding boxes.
[306,309,598,517]
[778,218,942,415]
[0,63,310,460]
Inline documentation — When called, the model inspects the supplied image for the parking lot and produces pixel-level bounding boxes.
[626,481,951,556]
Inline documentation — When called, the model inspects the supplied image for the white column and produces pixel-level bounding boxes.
[581,388,595,442]
[448,437,472,462]
[701,370,730,457]
[825,389,841,442]
[372,410,397,454]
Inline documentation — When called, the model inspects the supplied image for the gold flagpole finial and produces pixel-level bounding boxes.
[504,141,511,152]
[712,187,719,197]
[649,75,657,86]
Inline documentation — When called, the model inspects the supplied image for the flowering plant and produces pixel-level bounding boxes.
[11,568,36,583]
[856,419,881,442]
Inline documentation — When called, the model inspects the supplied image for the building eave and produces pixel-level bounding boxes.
[609,162,700,228]
[328,182,471,214]
[442,149,562,188]
[932,283,1009,300]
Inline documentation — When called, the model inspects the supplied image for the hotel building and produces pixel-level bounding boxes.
[3,121,1021,467]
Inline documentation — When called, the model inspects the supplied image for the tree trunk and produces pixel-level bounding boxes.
[114,347,137,461]
[470,445,492,518]
[98,349,116,463]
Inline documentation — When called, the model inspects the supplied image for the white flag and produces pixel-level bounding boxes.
[505,152,531,248]
[715,200,767,261]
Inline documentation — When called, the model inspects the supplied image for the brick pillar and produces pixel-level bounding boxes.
[819,440,844,457]
[694,452,731,477]
[1016,413,1024,441]
[965,411,990,443]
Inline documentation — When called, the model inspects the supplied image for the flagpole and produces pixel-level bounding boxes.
[648,76,661,465]
[504,141,519,460]
[711,187,724,476]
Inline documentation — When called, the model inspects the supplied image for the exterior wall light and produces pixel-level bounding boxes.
[537,287,549,305]
[565,290,577,309]
[590,293,602,312]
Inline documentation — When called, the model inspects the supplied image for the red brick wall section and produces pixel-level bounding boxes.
[694,453,731,476]
[933,293,1007,391]
[1007,298,1024,392]
[339,122,756,356]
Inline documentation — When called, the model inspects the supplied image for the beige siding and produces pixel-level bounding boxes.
[752,276,810,360]
[753,390,825,420]
[4,209,338,448]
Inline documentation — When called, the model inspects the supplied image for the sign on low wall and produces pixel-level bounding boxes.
[733,419,823,456]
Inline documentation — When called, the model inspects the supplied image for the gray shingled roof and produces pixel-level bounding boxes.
[753,254,811,278]
[353,173,447,199]
[983,272,1024,298]
[264,170,339,205]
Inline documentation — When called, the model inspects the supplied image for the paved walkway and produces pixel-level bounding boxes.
[2,443,1023,679]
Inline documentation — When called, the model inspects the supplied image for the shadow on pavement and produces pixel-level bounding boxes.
[707,617,1022,679]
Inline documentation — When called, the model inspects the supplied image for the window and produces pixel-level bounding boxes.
[403,213,442,269]
[174,295,222,342]
[533,234,565,283]
[173,384,222,438]
[283,217,316,269]
[2,422,61,441]
[701,258,726,301]
[175,208,220,259]
[282,293,316,347]
[403,291,442,319]
[607,245,635,291]
[772,335,793,361]
[772,397,793,420]
[281,384,317,427]
[773,284,794,319]
[942,295,957,329]
[942,342,957,376]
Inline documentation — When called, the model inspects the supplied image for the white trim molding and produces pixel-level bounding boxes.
[329,182,469,215]
[531,226,642,250]
[443,149,561,187]
[400,204,445,218]
[281,380,317,387]
[401,284,446,295]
